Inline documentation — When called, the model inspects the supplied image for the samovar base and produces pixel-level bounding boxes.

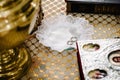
[0,45,31,80]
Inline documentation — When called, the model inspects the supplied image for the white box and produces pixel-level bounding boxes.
[77,39,120,80]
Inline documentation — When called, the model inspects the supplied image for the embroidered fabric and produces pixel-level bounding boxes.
[36,14,94,52]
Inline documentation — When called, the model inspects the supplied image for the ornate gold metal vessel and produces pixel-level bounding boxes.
[0,0,40,79]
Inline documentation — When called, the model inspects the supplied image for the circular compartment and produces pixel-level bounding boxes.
[88,69,107,79]
[108,50,120,66]
[83,43,100,52]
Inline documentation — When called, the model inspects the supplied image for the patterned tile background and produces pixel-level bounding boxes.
[42,0,66,19]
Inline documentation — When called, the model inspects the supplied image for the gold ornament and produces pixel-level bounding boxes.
[0,0,41,79]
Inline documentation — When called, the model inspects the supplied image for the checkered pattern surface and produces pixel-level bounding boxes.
[42,0,66,19]
[70,13,120,39]
[22,37,80,80]
[21,0,120,80]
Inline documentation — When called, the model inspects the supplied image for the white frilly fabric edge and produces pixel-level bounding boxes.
[36,14,94,52]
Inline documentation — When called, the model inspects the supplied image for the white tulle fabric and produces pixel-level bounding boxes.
[36,14,94,52]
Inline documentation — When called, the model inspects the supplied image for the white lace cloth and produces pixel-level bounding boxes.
[36,14,94,52]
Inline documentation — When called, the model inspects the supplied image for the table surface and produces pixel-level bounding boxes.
[21,0,120,80]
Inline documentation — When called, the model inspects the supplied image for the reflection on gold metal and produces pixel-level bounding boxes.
[0,46,31,80]
[0,0,41,79]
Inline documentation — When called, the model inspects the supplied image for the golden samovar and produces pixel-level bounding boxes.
[0,0,41,79]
